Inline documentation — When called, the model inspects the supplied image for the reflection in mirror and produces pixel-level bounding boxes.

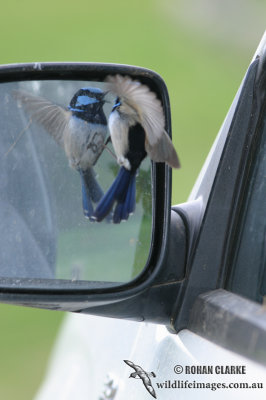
[0,79,153,284]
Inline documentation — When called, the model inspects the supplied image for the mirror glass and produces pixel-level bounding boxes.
[0,80,152,285]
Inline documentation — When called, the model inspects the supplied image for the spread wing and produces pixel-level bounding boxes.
[142,375,157,398]
[105,74,180,168]
[123,360,145,373]
[13,89,71,147]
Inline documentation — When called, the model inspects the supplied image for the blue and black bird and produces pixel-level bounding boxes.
[14,87,108,219]
[93,75,180,224]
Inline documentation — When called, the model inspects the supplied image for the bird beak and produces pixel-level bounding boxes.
[112,100,121,112]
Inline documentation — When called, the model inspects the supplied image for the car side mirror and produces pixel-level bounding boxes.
[0,62,187,327]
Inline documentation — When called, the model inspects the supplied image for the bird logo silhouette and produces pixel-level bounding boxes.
[124,360,157,398]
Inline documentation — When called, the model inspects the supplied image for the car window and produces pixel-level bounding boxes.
[227,107,266,302]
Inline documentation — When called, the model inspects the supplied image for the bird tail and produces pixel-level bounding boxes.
[93,167,136,223]
[80,168,104,219]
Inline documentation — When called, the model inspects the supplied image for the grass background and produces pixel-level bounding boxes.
[0,0,265,398]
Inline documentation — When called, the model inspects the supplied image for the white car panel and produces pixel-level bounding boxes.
[35,314,266,399]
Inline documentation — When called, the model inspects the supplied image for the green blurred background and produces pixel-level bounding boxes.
[0,0,265,398]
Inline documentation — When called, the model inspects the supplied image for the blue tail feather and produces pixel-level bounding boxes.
[127,175,136,215]
[113,174,136,223]
[80,168,104,219]
[82,168,104,203]
[113,202,126,224]
[93,169,127,221]
[93,167,136,223]
[81,173,94,218]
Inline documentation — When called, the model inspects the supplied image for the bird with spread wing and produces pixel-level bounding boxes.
[124,359,157,398]
[13,87,108,219]
[93,74,180,223]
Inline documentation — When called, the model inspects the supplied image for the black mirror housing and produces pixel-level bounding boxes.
[0,62,187,329]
